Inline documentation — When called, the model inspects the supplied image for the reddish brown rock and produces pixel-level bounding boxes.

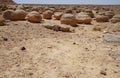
[2,9,27,21]
[76,12,92,24]
[60,13,77,27]
[43,10,53,19]
[0,17,5,26]
[95,15,109,22]
[25,11,42,23]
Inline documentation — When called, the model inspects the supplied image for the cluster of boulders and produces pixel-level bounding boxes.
[2,9,26,21]
[0,5,120,33]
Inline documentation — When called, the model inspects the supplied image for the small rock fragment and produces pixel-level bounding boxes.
[21,47,26,51]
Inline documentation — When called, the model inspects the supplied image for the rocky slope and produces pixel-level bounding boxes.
[0,0,15,4]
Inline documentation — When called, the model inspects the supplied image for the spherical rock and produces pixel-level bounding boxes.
[76,12,92,24]
[13,10,27,20]
[60,13,77,27]
[25,11,42,23]
[43,10,53,19]
[2,10,15,20]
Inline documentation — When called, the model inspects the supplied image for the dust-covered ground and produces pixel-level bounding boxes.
[0,5,120,78]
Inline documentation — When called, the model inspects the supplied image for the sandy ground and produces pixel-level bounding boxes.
[0,19,120,78]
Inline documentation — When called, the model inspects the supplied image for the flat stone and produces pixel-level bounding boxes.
[42,23,74,32]
[103,33,120,42]
[42,22,55,29]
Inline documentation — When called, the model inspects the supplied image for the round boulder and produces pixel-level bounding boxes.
[25,11,42,23]
[13,10,27,20]
[43,10,53,19]
[76,12,92,24]
[2,10,15,20]
[60,13,77,27]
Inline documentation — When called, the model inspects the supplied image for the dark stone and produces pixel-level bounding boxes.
[100,70,107,76]
[21,47,26,51]
[3,37,8,41]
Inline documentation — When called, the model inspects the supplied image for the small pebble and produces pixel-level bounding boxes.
[21,47,26,51]
[3,37,8,41]
[100,70,107,76]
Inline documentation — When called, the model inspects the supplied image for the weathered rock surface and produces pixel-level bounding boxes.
[53,12,63,20]
[42,22,74,32]
[103,33,120,42]
[25,11,42,23]
[43,10,53,19]
[60,13,77,27]
[95,15,109,22]
[0,0,15,4]
[108,23,120,32]
[110,15,120,23]
[0,17,5,26]
[2,10,27,21]
[76,12,92,24]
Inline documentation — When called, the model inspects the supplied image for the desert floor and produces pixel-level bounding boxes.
[0,19,120,78]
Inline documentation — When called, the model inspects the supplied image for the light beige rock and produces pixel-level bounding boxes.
[16,4,24,10]
[109,23,120,32]
[59,24,73,32]
[110,15,120,23]
[42,22,56,29]
[53,12,63,20]
[103,33,120,42]
[83,9,94,18]
[105,11,114,19]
